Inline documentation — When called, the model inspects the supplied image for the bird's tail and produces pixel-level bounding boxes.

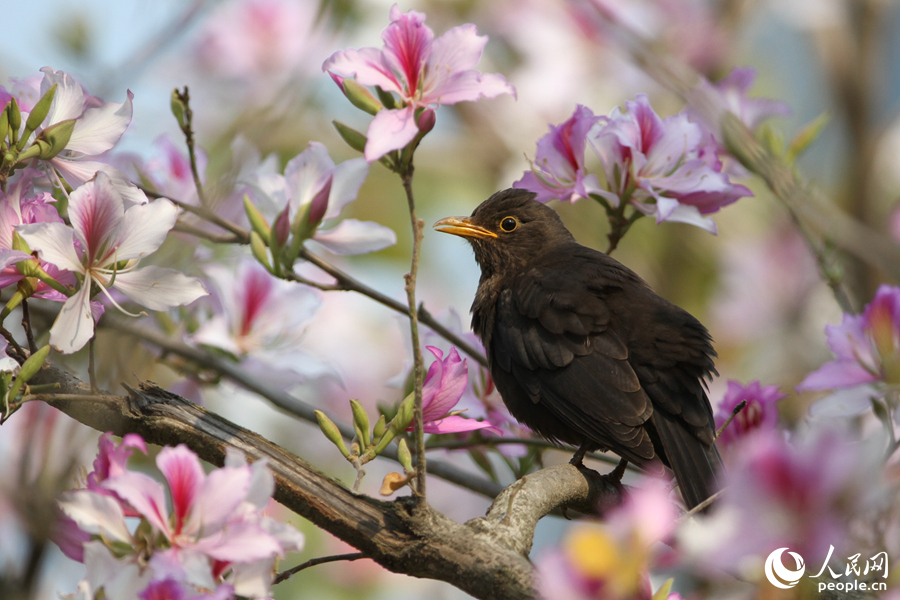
[649,411,723,511]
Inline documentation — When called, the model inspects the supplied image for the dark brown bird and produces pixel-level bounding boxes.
[434,188,721,509]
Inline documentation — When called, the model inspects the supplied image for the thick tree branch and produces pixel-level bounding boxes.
[27,363,620,600]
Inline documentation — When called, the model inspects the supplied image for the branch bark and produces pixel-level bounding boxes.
[29,363,619,600]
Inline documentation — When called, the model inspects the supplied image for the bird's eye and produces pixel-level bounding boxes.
[500,217,518,232]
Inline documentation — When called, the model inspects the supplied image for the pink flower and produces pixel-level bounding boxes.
[799,285,900,392]
[713,380,785,450]
[59,440,304,599]
[322,4,515,161]
[588,94,751,233]
[413,346,502,435]
[17,172,208,353]
[513,105,605,203]
[247,142,395,255]
[86,432,147,490]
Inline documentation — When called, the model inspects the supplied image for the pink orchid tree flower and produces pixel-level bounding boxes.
[192,259,338,387]
[322,4,516,162]
[15,68,142,203]
[713,380,786,451]
[247,141,395,255]
[411,346,502,434]
[798,284,900,417]
[58,438,304,600]
[513,104,606,204]
[17,172,208,354]
[588,94,752,233]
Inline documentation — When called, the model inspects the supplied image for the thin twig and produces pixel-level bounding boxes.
[20,298,37,354]
[282,270,343,292]
[0,326,27,362]
[679,489,724,521]
[714,399,747,440]
[87,337,98,393]
[273,552,367,585]
[171,222,245,245]
[401,169,428,498]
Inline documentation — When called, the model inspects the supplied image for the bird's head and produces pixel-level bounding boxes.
[433,188,574,276]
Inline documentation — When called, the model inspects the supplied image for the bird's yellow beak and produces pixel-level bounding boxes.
[433,216,498,239]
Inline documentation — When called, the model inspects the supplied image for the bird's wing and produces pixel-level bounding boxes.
[490,265,656,462]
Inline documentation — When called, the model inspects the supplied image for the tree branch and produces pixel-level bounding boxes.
[28,364,620,600]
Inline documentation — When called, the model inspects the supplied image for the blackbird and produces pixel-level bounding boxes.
[433,188,722,509]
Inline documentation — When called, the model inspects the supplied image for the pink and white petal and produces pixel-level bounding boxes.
[322,47,403,94]
[40,67,85,124]
[192,521,282,563]
[58,490,132,543]
[83,541,152,600]
[312,219,396,255]
[104,471,172,537]
[113,266,208,311]
[0,248,35,270]
[49,158,110,190]
[322,157,369,220]
[114,198,179,260]
[230,557,277,599]
[156,445,205,533]
[191,315,242,355]
[66,91,134,156]
[380,8,432,93]
[428,24,487,76]
[422,348,468,419]
[17,222,84,273]
[149,548,217,592]
[190,465,252,534]
[797,360,877,391]
[431,70,516,105]
[364,107,419,162]
[49,283,96,354]
[261,516,305,553]
[654,201,718,234]
[234,450,275,510]
[282,142,333,211]
[67,173,125,258]
[422,415,502,435]
[52,512,91,563]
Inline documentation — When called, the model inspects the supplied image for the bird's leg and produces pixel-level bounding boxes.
[569,441,591,467]
[607,458,628,483]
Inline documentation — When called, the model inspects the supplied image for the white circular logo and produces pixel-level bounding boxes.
[764,548,806,589]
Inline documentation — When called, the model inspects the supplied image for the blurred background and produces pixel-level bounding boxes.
[2,0,900,598]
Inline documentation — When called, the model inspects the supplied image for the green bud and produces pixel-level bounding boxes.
[342,79,383,116]
[171,89,187,130]
[249,231,273,273]
[375,86,397,110]
[8,345,51,401]
[0,289,26,323]
[349,399,371,447]
[390,392,415,435]
[244,195,271,240]
[373,414,387,439]
[372,426,396,455]
[332,120,368,154]
[14,257,42,279]
[28,119,76,161]
[20,84,57,150]
[787,112,829,162]
[8,98,21,145]
[397,438,413,475]
[315,410,351,458]
[0,106,9,149]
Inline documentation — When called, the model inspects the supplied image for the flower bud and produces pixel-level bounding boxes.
[390,392,415,435]
[271,204,291,249]
[373,414,387,439]
[24,119,76,162]
[249,231,273,273]
[417,108,436,134]
[332,120,367,154]
[349,398,371,447]
[8,345,50,401]
[243,195,272,240]
[375,86,397,110]
[170,88,187,130]
[0,106,9,149]
[20,83,57,149]
[315,410,351,458]
[397,438,413,474]
[8,98,21,144]
[342,79,383,116]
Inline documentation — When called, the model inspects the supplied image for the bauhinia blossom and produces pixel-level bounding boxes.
[322,4,515,161]
[589,94,751,233]
[713,380,785,450]
[14,68,141,202]
[513,104,605,203]
[248,141,395,255]
[412,346,502,434]
[58,436,304,600]
[18,172,207,353]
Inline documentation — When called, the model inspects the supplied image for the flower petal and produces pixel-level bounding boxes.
[112,265,208,311]
[113,197,178,261]
[17,221,83,273]
[423,415,502,434]
[323,157,369,220]
[189,463,252,535]
[48,282,96,354]
[364,106,419,162]
[66,90,134,156]
[40,67,85,124]
[67,172,126,261]
[104,471,171,536]
[312,219,397,255]
[322,47,403,95]
[156,445,205,535]
[58,490,132,543]
[283,142,334,213]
